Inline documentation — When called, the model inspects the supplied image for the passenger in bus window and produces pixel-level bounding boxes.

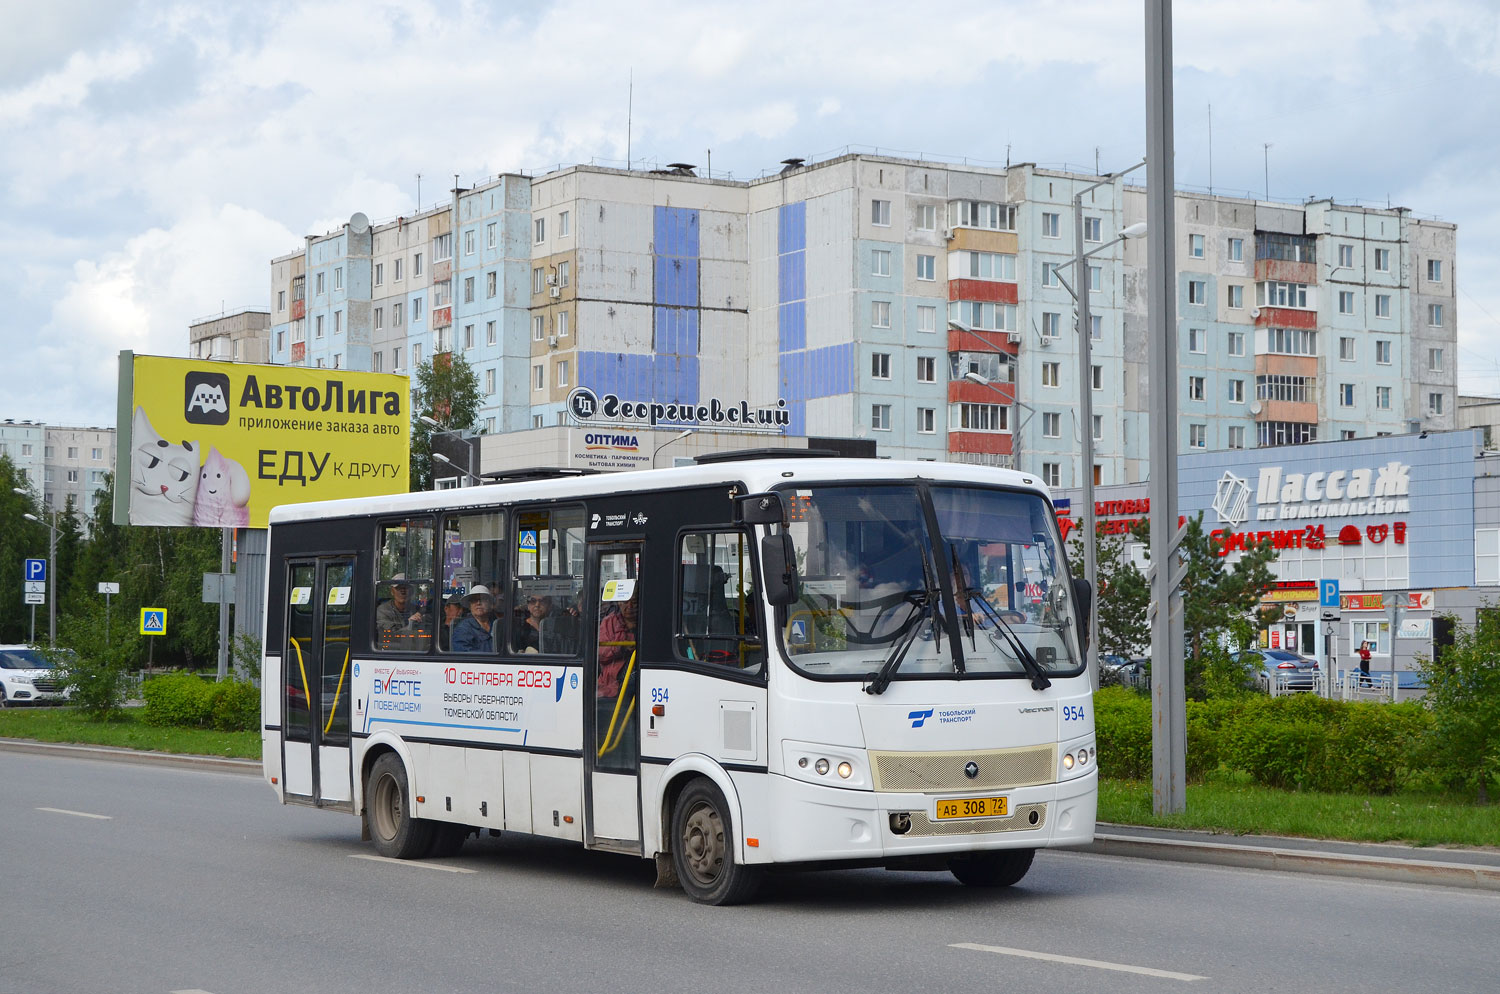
[376,576,427,648]
[597,592,638,760]
[452,585,497,652]
[516,594,551,653]
[439,594,464,651]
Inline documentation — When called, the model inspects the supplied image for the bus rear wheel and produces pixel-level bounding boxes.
[671,779,762,905]
[948,848,1035,888]
[366,753,434,859]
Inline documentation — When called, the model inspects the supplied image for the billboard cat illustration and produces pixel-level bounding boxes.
[130,406,198,526]
[192,446,251,527]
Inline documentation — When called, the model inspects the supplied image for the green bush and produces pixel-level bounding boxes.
[141,671,212,727]
[1324,701,1431,794]
[206,679,259,731]
[1093,687,1151,780]
[1224,716,1328,790]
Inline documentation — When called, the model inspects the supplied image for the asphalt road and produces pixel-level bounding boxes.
[3,749,1496,994]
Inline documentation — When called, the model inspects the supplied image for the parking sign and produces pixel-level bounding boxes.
[1319,578,1340,609]
[25,558,46,582]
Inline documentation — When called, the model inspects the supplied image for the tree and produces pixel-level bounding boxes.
[409,351,482,491]
[1418,608,1500,804]
[1136,512,1281,699]
[0,454,50,642]
[1069,525,1149,662]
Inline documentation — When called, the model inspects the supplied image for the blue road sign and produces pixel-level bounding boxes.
[140,608,167,636]
[1319,578,1340,609]
[25,558,46,582]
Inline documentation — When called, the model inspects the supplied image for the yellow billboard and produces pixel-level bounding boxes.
[115,352,410,528]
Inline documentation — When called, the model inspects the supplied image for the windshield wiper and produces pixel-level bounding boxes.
[865,590,934,695]
[949,545,1051,692]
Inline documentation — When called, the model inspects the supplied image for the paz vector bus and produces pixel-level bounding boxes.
[261,452,1097,904]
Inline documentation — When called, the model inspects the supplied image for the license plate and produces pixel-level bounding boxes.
[935,795,1009,820]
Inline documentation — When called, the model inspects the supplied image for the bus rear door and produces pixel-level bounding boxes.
[587,543,642,849]
[281,556,355,809]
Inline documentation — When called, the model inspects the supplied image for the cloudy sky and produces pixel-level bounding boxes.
[5,0,1500,427]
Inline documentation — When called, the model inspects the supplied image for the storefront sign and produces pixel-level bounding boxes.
[1398,618,1433,639]
[566,387,788,434]
[1341,593,1387,611]
[1253,461,1411,521]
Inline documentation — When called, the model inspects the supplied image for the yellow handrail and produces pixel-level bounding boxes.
[598,648,637,758]
[289,638,312,714]
[323,646,351,734]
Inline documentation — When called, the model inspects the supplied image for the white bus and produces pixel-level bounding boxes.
[262,454,1096,904]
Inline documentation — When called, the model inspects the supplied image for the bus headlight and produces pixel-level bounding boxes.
[782,741,870,790]
[837,762,852,779]
[814,758,830,776]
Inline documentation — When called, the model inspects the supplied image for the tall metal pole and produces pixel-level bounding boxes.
[47,515,57,648]
[217,527,231,681]
[1146,0,1186,815]
[1074,195,1099,688]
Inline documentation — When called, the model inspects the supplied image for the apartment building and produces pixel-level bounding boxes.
[0,419,114,518]
[273,153,1458,482]
[189,308,271,363]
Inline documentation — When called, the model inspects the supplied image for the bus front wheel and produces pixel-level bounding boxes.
[671,779,762,905]
[948,848,1035,888]
[366,753,434,859]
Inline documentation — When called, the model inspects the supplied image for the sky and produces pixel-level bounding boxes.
[5,0,1500,428]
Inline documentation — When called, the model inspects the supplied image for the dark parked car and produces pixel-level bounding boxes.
[1232,649,1319,692]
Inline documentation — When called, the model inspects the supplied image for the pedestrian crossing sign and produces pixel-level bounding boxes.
[140,608,167,636]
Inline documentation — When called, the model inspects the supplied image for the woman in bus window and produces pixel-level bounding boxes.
[452,585,498,653]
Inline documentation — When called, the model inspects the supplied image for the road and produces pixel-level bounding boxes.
[3,749,1495,994]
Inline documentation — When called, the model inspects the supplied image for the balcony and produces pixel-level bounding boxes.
[290,342,306,362]
[290,299,305,321]
[431,304,452,329]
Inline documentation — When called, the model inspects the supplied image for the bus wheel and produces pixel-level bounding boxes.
[948,848,1035,888]
[366,753,433,859]
[671,779,762,905]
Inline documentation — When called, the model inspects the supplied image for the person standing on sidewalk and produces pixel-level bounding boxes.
[1357,640,1372,686]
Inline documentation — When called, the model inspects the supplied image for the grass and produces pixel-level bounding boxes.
[1100,772,1500,849]
[0,707,259,760]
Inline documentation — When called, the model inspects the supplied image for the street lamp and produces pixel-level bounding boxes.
[430,451,485,487]
[420,414,478,490]
[16,493,58,648]
[962,372,1036,471]
[652,428,694,468]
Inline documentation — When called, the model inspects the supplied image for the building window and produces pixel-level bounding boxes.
[558,210,570,237]
[1042,362,1060,388]
[1429,303,1444,326]
[393,258,404,282]
[486,320,496,346]
[334,267,343,291]
[464,324,474,349]
[534,217,546,244]
[1092,414,1103,441]
[1090,314,1102,340]
[464,230,475,256]
[1189,376,1205,401]
[556,310,569,338]
[1188,328,1206,353]
[871,199,891,226]
[533,414,545,429]
[1341,430,1356,440]
[1374,248,1390,272]
[1189,233,1204,258]
[557,360,569,387]
[1228,237,1244,262]
[872,250,891,277]
[1088,265,1101,292]
[1477,528,1500,585]
[1227,331,1245,357]
[1227,425,1245,449]
[1042,312,1061,338]
[916,254,935,281]
[1042,412,1061,438]
[1257,281,1309,309]
[412,343,422,366]
[953,351,1012,384]
[487,271,497,298]
[916,204,936,230]
[275,330,284,351]
[463,276,475,303]
[1429,347,1444,371]
[373,351,383,372]
[872,301,891,328]
[1042,463,1060,487]
[532,267,545,294]
[1338,290,1354,314]
[1338,244,1354,267]
[918,305,936,333]
[1092,365,1103,390]
[1352,620,1390,656]
[1189,424,1206,448]
[485,368,495,394]
[533,364,544,390]
[1375,339,1391,364]
[1265,327,1317,355]
[559,260,571,287]
[959,251,1017,281]
[917,407,935,433]
[91,447,102,461]
[373,265,383,287]
[1041,212,1060,238]
[486,222,497,249]
[1228,379,1244,403]
[1256,374,1311,403]
[393,348,402,370]
[1375,294,1391,318]
[315,272,325,295]
[413,253,423,276]
[1339,383,1355,406]
[1376,385,1391,409]
[1427,259,1443,282]
[392,302,403,326]
[871,404,892,430]
[950,201,1016,231]
[1227,284,1243,309]
[916,356,936,382]
[1339,337,1355,361]
[533,316,545,341]
[1429,392,1444,415]
[315,315,324,338]
[871,352,891,379]
[1083,216,1102,242]
[1188,280,1206,304]
[433,234,451,261]
[1042,263,1059,287]
[952,403,1008,432]
[412,297,423,320]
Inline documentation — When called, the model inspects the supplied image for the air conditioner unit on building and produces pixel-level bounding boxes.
[1250,308,1261,319]
[548,335,558,348]
[943,228,954,241]
[1007,332,1022,345]
[546,274,557,286]
[549,286,561,298]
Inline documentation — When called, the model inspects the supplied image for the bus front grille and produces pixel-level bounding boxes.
[868,744,1057,792]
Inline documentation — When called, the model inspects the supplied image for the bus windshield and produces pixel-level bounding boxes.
[779,484,1081,682]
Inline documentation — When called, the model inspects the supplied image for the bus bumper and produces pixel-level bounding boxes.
[763,769,1097,864]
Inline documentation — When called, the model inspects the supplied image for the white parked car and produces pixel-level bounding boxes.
[0,645,72,706]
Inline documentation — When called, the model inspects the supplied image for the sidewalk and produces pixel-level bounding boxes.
[5,737,1498,892]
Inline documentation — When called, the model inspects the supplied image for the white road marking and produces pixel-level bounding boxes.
[37,806,111,820]
[951,942,1208,982]
[171,989,217,993]
[349,854,476,873]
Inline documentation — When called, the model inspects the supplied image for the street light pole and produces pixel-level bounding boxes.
[652,428,693,468]
[21,508,58,648]
[431,452,484,486]
[962,372,1036,470]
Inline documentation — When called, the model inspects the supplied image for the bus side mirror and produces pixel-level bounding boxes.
[1072,577,1092,652]
[736,492,785,526]
[760,532,799,607]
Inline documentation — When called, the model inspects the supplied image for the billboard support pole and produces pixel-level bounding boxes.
[217,527,231,681]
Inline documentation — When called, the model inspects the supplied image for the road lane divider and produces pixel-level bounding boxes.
[349,854,476,873]
[950,942,1208,982]
[37,807,111,820]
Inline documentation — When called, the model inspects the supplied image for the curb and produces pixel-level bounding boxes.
[1076,832,1500,892]
[0,737,261,776]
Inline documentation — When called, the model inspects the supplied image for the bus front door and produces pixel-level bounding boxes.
[586,544,642,849]
[281,557,356,810]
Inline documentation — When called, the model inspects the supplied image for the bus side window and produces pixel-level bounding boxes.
[439,510,507,654]
[375,517,435,653]
[511,505,585,656]
[676,531,763,673]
